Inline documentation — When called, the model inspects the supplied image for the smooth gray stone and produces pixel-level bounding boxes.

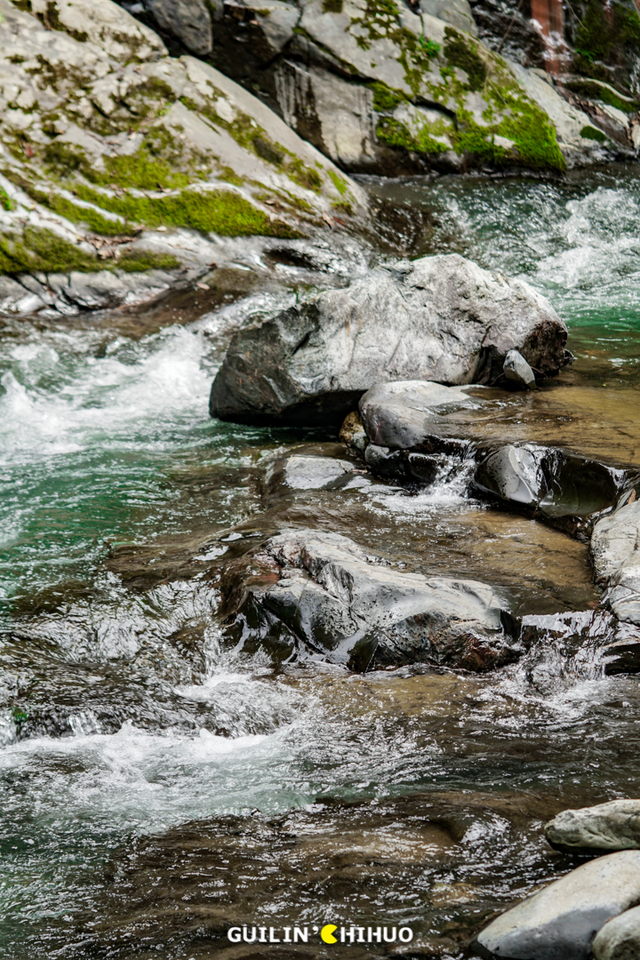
[473,850,640,960]
[210,254,568,426]
[146,0,212,53]
[592,501,640,625]
[269,454,363,491]
[503,348,536,389]
[593,905,640,960]
[545,800,640,854]
[359,380,477,449]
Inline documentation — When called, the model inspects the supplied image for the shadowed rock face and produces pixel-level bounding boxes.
[219,529,521,671]
[209,254,568,427]
[472,850,640,960]
[593,904,640,960]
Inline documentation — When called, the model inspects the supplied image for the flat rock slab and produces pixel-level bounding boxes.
[592,501,640,625]
[473,850,640,960]
[209,254,568,427]
[545,800,640,855]
[593,904,640,960]
[220,529,520,671]
[265,454,366,492]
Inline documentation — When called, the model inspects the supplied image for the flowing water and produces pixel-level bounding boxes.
[2,167,640,959]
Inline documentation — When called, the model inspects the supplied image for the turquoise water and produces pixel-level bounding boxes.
[2,169,640,957]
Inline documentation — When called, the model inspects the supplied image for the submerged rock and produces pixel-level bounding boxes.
[209,254,568,427]
[593,904,640,960]
[220,529,520,671]
[472,850,640,960]
[545,800,640,855]
[592,501,640,625]
[265,453,366,492]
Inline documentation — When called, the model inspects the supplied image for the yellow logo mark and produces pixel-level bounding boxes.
[320,924,338,944]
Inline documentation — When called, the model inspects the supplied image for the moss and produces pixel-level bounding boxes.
[328,169,348,196]
[580,125,607,141]
[46,194,129,235]
[574,1,640,81]
[253,136,285,165]
[370,81,405,112]
[0,188,15,211]
[443,28,487,92]
[75,184,301,238]
[98,151,191,191]
[0,226,96,275]
[218,166,246,186]
[332,199,353,216]
[286,157,322,192]
[9,0,31,10]
[376,116,448,155]
[322,0,343,11]
[116,249,181,272]
[565,78,638,113]
[43,140,88,174]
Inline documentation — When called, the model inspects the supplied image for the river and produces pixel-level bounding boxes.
[1,166,640,959]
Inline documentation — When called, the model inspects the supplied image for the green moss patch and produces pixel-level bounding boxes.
[0,226,96,274]
[0,188,14,211]
[580,125,607,142]
[443,27,487,92]
[74,183,301,238]
[370,81,406,112]
[565,78,638,113]
[376,117,449,155]
[116,249,181,272]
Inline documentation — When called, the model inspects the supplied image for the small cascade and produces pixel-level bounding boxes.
[531,0,569,76]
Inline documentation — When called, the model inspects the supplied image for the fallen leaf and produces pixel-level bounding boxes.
[196,282,210,290]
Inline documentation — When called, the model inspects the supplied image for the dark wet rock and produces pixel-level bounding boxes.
[146,0,213,54]
[472,850,640,960]
[503,348,536,389]
[220,529,520,671]
[545,800,640,855]
[592,502,640,625]
[209,254,568,427]
[265,453,367,493]
[473,444,621,537]
[518,609,640,677]
[593,905,640,960]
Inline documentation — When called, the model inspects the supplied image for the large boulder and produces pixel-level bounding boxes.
[545,800,640,855]
[209,254,569,427]
[472,851,640,960]
[0,0,364,303]
[194,0,609,174]
[591,500,640,625]
[219,529,520,671]
[593,905,640,960]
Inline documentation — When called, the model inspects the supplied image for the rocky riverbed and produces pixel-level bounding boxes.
[3,0,640,957]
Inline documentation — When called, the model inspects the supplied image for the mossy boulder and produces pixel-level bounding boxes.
[0,0,366,288]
